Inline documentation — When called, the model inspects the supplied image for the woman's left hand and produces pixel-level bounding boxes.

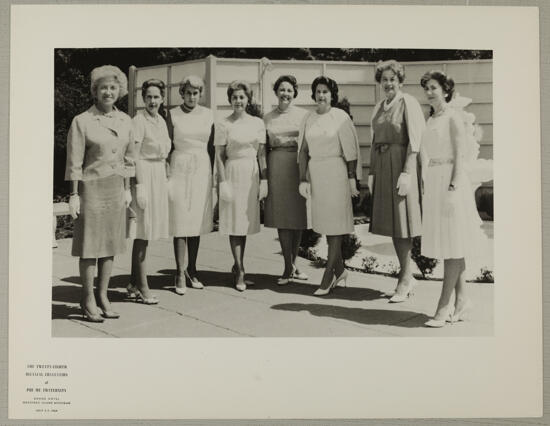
[259,179,268,200]
[349,178,359,197]
[124,188,132,208]
[396,172,411,196]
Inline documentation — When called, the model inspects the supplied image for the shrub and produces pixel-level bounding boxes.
[362,255,379,273]
[411,236,439,278]
[475,267,494,283]
[342,233,361,263]
[300,229,322,249]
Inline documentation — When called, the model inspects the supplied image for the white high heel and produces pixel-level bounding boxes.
[389,278,417,303]
[313,270,347,296]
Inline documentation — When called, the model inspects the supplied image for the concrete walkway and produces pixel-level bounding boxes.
[52,227,494,338]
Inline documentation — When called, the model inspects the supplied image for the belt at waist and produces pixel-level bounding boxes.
[309,155,343,161]
[428,158,454,167]
[138,157,166,162]
[374,142,404,153]
[270,145,298,153]
[227,154,257,160]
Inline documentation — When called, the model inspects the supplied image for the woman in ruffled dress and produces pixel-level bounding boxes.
[127,78,171,304]
[420,70,484,327]
[298,76,361,296]
[65,65,135,321]
[214,80,268,292]
[263,75,309,285]
[166,76,215,295]
[368,60,425,303]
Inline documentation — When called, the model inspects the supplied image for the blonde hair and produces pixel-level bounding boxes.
[90,65,128,99]
[179,75,205,97]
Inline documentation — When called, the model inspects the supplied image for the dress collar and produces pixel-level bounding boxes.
[383,91,403,112]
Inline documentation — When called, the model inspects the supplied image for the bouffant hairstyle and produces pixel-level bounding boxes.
[179,75,205,97]
[141,79,166,98]
[420,70,455,103]
[273,75,298,98]
[227,80,253,104]
[310,76,339,106]
[374,60,406,84]
[90,65,128,99]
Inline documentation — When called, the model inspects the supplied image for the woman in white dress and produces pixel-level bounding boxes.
[166,76,215,295]
[298,76,361,296]
[214,80,268,292]
[420,71,484,327]
[128,79,171,304]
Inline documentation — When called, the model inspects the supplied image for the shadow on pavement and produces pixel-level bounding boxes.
[271,303,430,328]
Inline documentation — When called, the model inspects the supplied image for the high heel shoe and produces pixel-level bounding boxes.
[333,270,348,288]
[184,270,204,289]
[277,276,292,286]
[135,288,159,305]
[389,278,417,303]
[425,309,453,328]
[174,274,186,295]
[99,307,120,319]
[126,283,138,299]
[80,303,104,323]
[313,272,343,297]
[450,300,473,323]
[291,266,308,281]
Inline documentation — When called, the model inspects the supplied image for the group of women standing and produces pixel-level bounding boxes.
[65,60,484,328]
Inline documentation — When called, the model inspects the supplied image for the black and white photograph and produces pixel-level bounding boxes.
[7,4,542,420]
[52,48,495,337]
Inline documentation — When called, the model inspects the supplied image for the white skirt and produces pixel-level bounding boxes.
[421,164,485,260]
[131,159,169,241]
[168,149,213,237]
[219,156,260,236]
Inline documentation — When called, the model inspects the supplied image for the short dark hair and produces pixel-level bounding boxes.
[310,76,339,106]
[273,75,298,98]
[420,70,455,103]
[227,80,253,104]
[141,78,166,98]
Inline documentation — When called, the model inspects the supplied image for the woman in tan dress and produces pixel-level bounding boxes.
[369,60,425,303]
[65,65,135,321]
[298,76,361,296]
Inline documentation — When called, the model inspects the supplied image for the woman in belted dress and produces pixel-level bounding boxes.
[65,65,135,322]
[369,60,425,303]
[214,80,268,292]
[166,75,215,295]
[298,76,361,296]
[263,75,309,285]
[127,78,171,305]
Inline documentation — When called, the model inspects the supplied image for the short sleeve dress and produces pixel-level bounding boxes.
[214,114,266,236]
[369,93,423,238]
[303,107,361,236]
[421,108,485,260]
[131,110,171,241]
[65,105,135,259]
[168,105,214,237]
[263,105,308,230]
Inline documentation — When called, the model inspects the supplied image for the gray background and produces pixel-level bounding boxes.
[1,0,547,424]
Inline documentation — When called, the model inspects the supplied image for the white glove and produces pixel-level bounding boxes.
[443,189,459,217]
[135,184,147,209]
[298,182,310,199]
[124,188,132,208]
[219,181,233,202]
[259,179,268,200]
[396,172,411,197]
[69,194,80,219]
[367,175,374,195]
[349,178,359,197]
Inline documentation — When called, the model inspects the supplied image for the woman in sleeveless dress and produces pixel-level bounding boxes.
[298,76,361,296]
[369,60,425,303]
[263,75,309,285]
[166,76,215,295]
[420,70,485,328]
[214,80,268,292]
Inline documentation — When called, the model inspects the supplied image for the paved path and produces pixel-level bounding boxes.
[52,227,494,338]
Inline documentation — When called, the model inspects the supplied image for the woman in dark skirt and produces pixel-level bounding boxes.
[65,65,135,322]
[368,60,425,302]
[263,75,309,285]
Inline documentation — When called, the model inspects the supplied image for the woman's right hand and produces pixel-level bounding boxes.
[135,184,147,209]
[298,182,310,199]
[219,181,233,202]
[69,194,80,219]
